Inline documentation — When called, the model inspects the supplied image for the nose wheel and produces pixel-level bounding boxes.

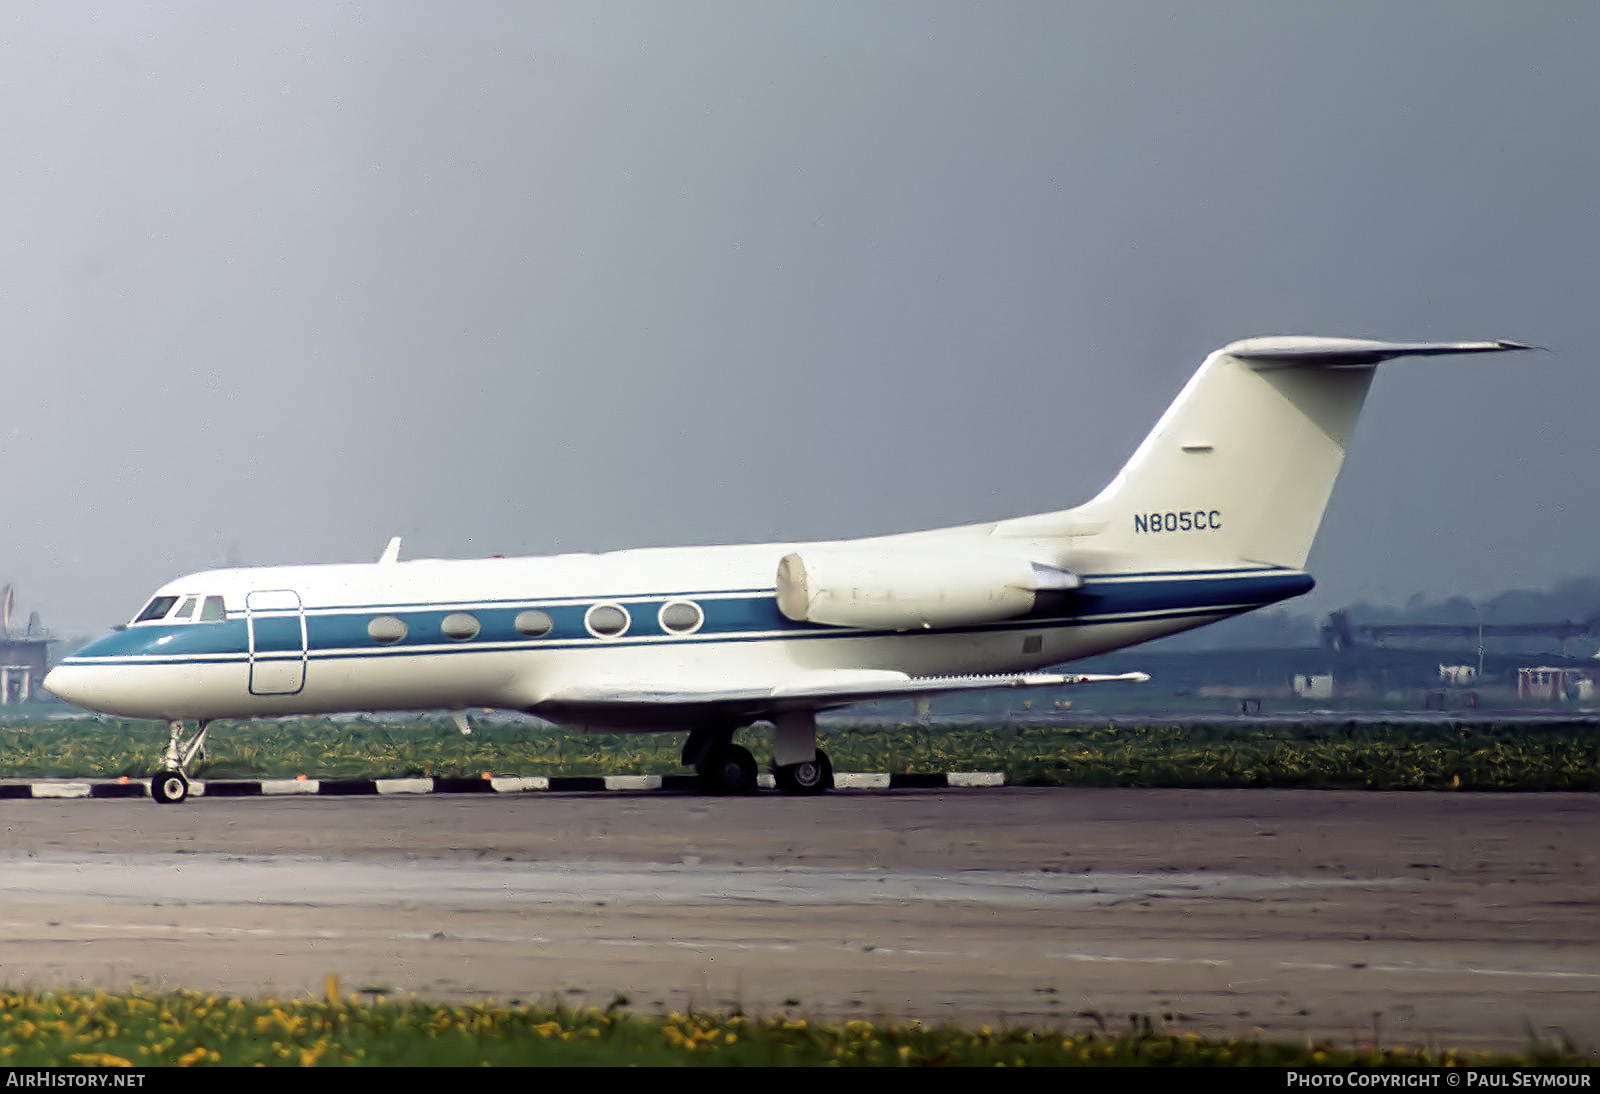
[151,719,211,805]
[151,770,190,804]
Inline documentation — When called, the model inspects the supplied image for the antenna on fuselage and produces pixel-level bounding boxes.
[377,537,402,565]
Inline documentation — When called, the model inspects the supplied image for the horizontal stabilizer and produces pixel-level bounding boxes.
[1224,336,1534,369]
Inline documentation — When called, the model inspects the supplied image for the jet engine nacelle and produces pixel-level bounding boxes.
[776,548,1079,631]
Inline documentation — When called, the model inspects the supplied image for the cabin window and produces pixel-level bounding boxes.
[514,609,553,637]
[368,615,408,644]
[658,599,704,635]
[441,612,481,641]
[134,596,180,623]
[585,603,630,638]
[200,596,227,622]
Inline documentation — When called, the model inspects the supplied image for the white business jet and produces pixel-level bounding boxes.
[45,336,1528,802]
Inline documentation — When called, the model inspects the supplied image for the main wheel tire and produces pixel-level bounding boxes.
[151,771,189,805]
[774,748,833,796]
[697,744,758,795]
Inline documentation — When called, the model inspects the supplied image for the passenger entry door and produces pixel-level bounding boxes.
[246,589,307,696]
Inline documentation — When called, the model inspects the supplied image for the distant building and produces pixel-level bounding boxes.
[0,585,52,703]
[1292,673,1334,699]
[1517,666,1591,702]
[0,636,51,703]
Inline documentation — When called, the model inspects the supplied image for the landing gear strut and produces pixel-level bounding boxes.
[151,719,211,805]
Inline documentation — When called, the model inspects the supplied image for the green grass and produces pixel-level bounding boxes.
[0,988,1585,1067]
[0,715,1593,791]
[832,719,1600,792]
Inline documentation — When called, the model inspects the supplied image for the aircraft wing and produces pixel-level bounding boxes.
[530,669,1148,726]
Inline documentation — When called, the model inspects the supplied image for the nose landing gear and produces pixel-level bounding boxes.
[151,719,211,805]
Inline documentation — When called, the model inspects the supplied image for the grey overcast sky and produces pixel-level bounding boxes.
[1,2,1596,636]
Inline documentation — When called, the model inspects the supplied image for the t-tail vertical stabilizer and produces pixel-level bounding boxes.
[998,336,1532,570]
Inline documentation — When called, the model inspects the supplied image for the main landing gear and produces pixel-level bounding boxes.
[694,740,759,795]
[682,711,834,796]
[771,710,831,796]
[772,749,833,795]
[151,719,211,805]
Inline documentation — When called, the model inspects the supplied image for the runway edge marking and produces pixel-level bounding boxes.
[9,772,1007,800]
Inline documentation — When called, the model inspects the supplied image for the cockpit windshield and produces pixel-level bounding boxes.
[132,594,227,625]
[133,596,180,623]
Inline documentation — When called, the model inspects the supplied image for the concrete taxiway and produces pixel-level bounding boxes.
[0,788,1592,1051]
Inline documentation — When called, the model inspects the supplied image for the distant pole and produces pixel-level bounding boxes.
[1477,614,1484,681]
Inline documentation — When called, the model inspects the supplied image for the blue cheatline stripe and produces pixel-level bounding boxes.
[62,569,1311,668]
[63,604,1262,670]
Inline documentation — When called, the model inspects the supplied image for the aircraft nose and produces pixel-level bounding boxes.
[43,660,173,720]
[43,665,71,701]
[42,665,91,708]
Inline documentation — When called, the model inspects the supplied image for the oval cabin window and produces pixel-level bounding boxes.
[514,609,553,637]
[658,599,704,635]
[585,603,630,638]
[441,612,481,640]
[368,616,408,644]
